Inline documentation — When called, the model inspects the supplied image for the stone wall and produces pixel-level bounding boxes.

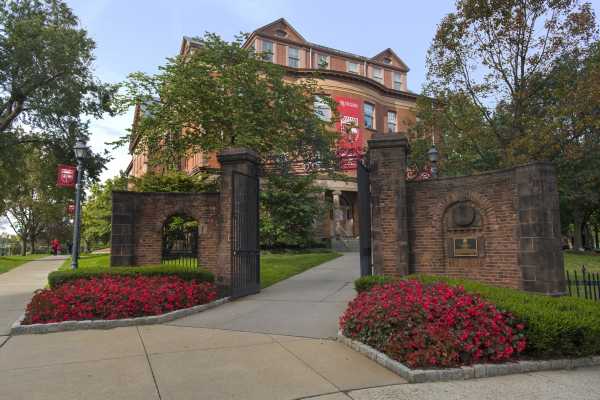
[111,148,260,287]
[111,191,220,277]
[367,133,566,295]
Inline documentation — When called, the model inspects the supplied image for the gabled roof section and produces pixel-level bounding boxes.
[252,18,307,44]
[371,48,409,72]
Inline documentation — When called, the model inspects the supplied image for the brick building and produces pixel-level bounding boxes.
[127,18,421,248]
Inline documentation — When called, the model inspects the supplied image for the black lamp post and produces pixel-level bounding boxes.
[71,138,88,270]
[427,145,439,178]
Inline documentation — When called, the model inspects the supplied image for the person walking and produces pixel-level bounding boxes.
[51,239,60,256]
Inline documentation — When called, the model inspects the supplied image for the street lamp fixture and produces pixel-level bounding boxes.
[427,145,439,178]
[71,138,88,270]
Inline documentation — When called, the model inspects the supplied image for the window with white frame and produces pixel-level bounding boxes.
[387,111,397,132]
[393,72,402,90]
[262,40,274,62]
[288,46,300,67]
[364,102,375,129]
[347,61,360,74]
[372,67,383,84]
[317,53,329,69]
[314,95,332,122]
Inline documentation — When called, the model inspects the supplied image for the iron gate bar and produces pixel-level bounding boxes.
[357,160,372,277]
[230,170,260,298]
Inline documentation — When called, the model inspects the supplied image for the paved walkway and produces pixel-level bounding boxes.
[0,253,598,399]
[0,255,66,335]
[170,252,360,338]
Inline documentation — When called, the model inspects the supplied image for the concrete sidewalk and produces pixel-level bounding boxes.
[0,255,66,335]
[0,253,598,400]
[171,252,360,338]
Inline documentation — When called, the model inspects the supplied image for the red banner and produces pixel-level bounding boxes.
[57,164,77,188]
[334,97,364,170]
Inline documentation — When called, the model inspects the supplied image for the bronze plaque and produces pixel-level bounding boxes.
[453,238,478,257]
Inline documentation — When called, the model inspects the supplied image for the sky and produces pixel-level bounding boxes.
[66,0,600,182]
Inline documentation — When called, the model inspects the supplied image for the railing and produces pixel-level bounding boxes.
[161,256,198,268]
[566,266,600,301]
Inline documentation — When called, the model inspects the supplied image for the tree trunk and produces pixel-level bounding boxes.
[20,238,27,256]
[573,214,584,251]
[30,237,36,254]
[595,226,599,250]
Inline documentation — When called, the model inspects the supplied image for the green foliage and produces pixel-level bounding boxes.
[354,275,396,293]
[0,0,118,134]
[260,173,325,249]
[122,33,337,168]
[48,265,214,289]
[131,170,217,193]
[82,175,128,249]
[260,251,340,288]
[0,254,45,274]
[408,275,600,358]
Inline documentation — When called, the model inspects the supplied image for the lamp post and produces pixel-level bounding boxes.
[427,145,439,178]
[71,138,88,270]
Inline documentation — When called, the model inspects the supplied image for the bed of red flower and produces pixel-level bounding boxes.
[340,280,526,369]
[23,275,218,324]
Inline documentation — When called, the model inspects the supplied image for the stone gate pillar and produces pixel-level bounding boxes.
[216,148,260,286]
[367,133,410,277]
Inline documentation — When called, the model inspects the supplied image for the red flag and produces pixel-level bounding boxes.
[57,165,77,188]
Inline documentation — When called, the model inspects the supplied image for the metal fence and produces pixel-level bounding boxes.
[566,266,600,301]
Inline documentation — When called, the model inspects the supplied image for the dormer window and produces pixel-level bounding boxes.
[275,29,287,38]
[383,57,392,65]
[372,67,383,84]
[288,47,300,68]
[261,40,274,62]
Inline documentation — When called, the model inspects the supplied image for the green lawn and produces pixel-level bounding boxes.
[564,251,600,274]
[0,254,47,275]
[58,251,342,289]
[260,252,341,288]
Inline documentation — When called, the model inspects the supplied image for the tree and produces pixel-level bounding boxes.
[123,33,337,169]
[131,170,217,193]
[81,174,128,250]
[0,0,117,135]
[260,172,325,249]
[420,0,597,166]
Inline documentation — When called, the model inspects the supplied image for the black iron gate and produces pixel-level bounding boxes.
[231,171,260,298]
[357,160,372,276]
[161,216,198,268]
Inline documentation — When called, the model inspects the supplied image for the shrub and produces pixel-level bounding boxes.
[24,275,217,324]
[408,275,600,359]
[340,280,526,368]
[354,275,396,293]
[48,265,214,289]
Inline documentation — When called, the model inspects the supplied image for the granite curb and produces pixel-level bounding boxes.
[337,331,600,383]
[10,297,230,335]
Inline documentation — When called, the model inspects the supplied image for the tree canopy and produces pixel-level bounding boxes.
[123,33,337,169]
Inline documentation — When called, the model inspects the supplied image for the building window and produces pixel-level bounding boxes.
[317,53,329,69]
[387,111,397,133]
[364,102,375,129]
[384,57,392,65]
[288,46,300,67]
[347,61,360,74]
[393,72,402,90]
[372,67,383,84]
[261,40,273,62]
[314,95,332,122]
[275,29,287,38]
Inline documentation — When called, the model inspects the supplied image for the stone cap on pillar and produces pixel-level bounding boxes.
[367,132,410,150]
[217,147,260,165]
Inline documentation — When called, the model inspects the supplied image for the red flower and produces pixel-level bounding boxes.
[339,280,527,368]
[23,276,217,324]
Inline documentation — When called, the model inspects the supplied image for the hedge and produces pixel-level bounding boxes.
[48,265,214,289]
[405,275,600,359]
[354,275,396,293]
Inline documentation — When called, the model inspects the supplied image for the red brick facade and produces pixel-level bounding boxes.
[368,133,566,294]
